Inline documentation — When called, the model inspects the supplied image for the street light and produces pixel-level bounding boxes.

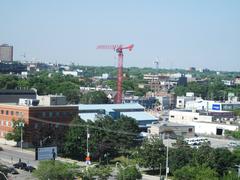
[16,122,24,151]
[165,134,169,180]
[40,136,51,147]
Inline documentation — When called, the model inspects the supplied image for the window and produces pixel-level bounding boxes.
[194,117,198,120]
[42,112,46,117]
[56,112,60,117]
[16,111,19,116]
[1,120,3,126]
[49,112,53,117]
[6,111,8,115]
[170,115,175,118]
[34,123,38,129]
[188,128,193,133]
[1,110,3,114]
[11,111,14,115]
[6,121,8,127]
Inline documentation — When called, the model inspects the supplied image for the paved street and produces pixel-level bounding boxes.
[0,144,37,167]
[208,137,240,149]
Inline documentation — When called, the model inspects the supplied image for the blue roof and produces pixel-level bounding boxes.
[79,113,98,121]
[121,111,158,121]
[78,103,145,112]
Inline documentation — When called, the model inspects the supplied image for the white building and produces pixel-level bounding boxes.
[62,69,83,77]
[148,122,195,139]
[169,110,238,136]
[176,92,195,109]
[185,99,240,112]
[37,95,67,106]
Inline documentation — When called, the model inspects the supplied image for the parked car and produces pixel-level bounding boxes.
[24,165,36,172]
[7,167,19,174]
[13,162,27,169]
[0,146,3,151]
[228,141,240,148]
[0,165,18,175]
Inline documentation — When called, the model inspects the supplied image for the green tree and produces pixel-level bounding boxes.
[33,160,78,180]
[88,116,118,162]
[64,89,81,104]
[63,117,87,160]
[5,119,24,142]
[80,91,110,104]
[192,144,215,167]
[137,137,166,171]
[114,116,140,151]
[173,165,218,180]
[80,166,112,180]
[169,145,194,173]
[117,165,142,180]
[212,148,235,176]
[223,171,240,180]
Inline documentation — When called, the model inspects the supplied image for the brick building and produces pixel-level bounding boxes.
[0,104,78,146]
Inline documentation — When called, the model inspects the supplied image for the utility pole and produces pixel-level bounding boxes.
[159,163,162,180]
[17,122,24,151]
[165,134,169,180]
[87,125,89,157]
[236,165,240,177]
[86,125,91,165]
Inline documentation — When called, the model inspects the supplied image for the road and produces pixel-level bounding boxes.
[0,144,37,167]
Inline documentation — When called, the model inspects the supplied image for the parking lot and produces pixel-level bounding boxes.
[163,136,240,150]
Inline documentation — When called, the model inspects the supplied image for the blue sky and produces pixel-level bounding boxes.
[0,0,240,71]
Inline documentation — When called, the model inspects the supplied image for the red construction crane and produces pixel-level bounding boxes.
[97,44,134,103]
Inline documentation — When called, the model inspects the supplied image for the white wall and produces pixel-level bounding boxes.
[169,110,213,123]
[184,121,238,135]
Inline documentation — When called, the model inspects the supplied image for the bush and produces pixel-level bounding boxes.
[33,160,78,180]
[117,165,142,180]
[79,166,112,180]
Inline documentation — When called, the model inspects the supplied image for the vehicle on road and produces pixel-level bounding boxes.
[0,165,19,175]
[228,141,240,148]
[24,165,36,172]
[8,167,19,174]
[13,162,27,169]
[185,137,210,146]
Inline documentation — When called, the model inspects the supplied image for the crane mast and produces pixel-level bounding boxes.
[97,44,134,103]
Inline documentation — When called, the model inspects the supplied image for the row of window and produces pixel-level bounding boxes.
[33,123,60,129]
[0,110,24,116]
[0,131,7,137]
[0,110,74,118]
[0,120,14,127]
[40,111,74,118]
[170,115,198,120]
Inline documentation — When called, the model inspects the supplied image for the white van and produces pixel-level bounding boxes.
[184,137,210,145]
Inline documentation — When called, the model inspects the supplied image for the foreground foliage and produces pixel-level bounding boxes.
[33,160,78,180]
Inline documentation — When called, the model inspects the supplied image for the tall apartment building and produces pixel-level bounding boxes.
[0,44,13,62]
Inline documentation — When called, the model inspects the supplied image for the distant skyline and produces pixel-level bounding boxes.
[0,0,240,71]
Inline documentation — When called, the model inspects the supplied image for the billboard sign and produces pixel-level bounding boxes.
[212,104,221,111]
[35,146,57,160]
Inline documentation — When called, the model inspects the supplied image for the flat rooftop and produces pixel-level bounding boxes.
[78,103,145,112]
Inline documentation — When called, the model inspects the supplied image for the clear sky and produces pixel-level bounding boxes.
[0,0,240,71]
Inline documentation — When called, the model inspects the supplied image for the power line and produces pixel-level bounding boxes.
[29,116,139,136]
